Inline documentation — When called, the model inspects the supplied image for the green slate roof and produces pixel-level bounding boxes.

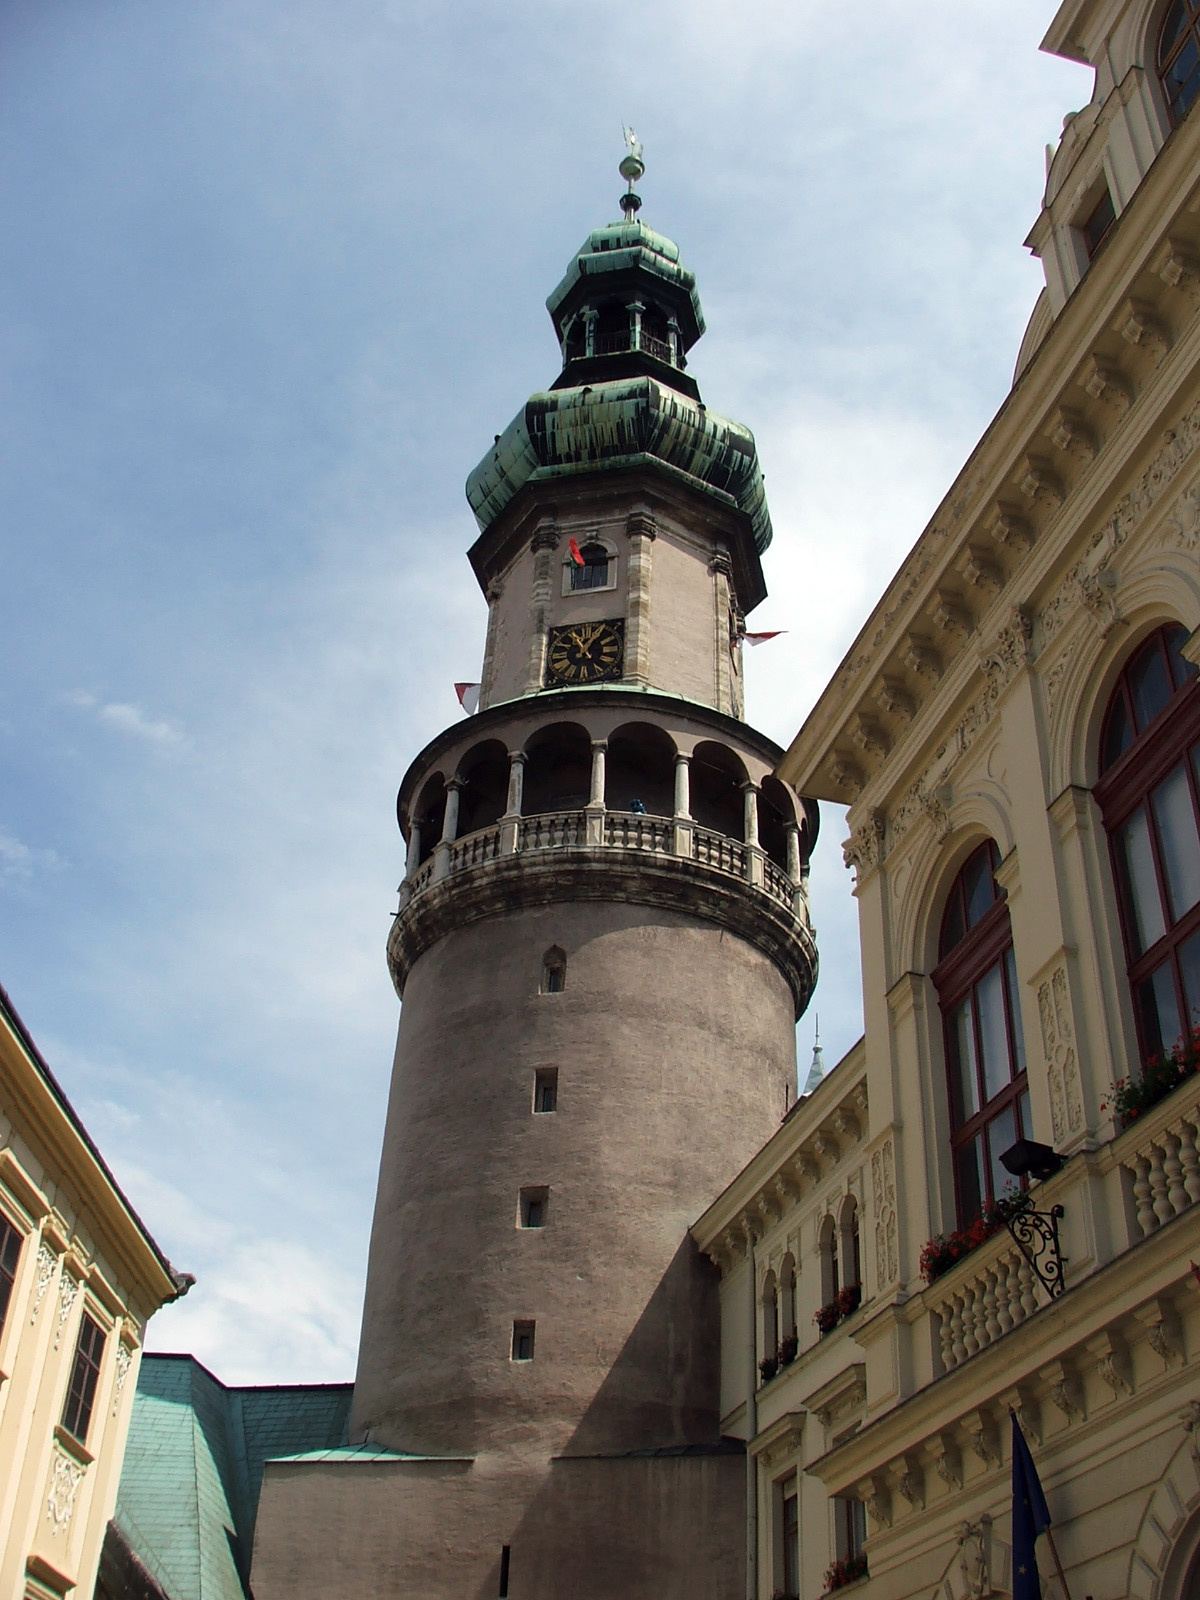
[112,1353,352,1600]
[465,375,773,553]
[545,220,705,347]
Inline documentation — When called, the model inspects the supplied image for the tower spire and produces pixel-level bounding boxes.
[619,125,644,218]
[802,1015,825,1096]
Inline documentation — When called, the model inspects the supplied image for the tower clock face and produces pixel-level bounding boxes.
[546,619,624,685]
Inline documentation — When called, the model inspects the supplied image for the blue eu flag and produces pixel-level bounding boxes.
[1011,1411,1051,1600]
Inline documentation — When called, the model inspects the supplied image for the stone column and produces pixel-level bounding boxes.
[479,579,503,711]
[586,739,607,846]
[628,299,644,352]
[583,307,598,357]
[786,823,807,921]
[743,781,763,888]
[667,316,680,367]
[500,752,526,856]
[710,546,734,714]
[432,780,463,883]
[526,519,559,693]
[625,508,656,686]
[672,753,693,859]
[405,822,422,881]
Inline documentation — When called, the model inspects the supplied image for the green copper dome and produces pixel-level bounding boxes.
[466,208,773,555]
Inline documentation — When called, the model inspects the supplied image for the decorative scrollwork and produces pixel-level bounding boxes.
[1005,1203,1067,1299]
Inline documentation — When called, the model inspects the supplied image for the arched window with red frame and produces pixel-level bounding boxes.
[1094,622,1200,1062]
[932,841,1030,1224]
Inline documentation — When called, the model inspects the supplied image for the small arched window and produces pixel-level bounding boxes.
[540,947,566,995]
[569,541,611,592]
[838,1196,862,1292]
[932,841,1030,1224]
[1095,623,1200,1060]
[818,1213,838,1306]
[761,1270,779,1363]
[1159,0,1200,124]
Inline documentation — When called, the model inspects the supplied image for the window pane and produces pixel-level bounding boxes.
[941,890,965,956]
[1116,806,1168,954]
[1166,625,1197,690]
[1136,963,1183,1057]
[947,999,980,1124]
[1004,947,1027,1074]
[963,848,995,929]
[956,1137,985,1224]
[1103,693,1133,769]
[976,965,1012,1103]
[1129,636,1174,732]
[1168,36,1200,116]
[1162,0,1189,56]
[1180,927,1200,1037]
[986,1105,1018,1203]
[1152,763,1200,922]
[1018,1090,1032,1140]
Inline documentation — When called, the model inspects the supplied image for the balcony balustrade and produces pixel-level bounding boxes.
[402,809,803,918]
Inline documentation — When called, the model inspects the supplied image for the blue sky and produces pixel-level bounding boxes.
[0,2,1086,1380]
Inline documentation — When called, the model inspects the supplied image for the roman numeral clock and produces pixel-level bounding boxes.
[545,619,624,685]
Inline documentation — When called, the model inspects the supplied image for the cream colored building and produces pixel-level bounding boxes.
[0,984,184,1600]
[695,2,1200,1598]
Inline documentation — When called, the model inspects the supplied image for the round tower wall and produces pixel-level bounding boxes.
[350,898,796,1460]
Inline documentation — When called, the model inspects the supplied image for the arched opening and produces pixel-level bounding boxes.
[567,540,612,592]
[1159,0,1200,124]
[605,723,676,817]
[818,1213,838,1309]
[456,741,510,837]
[760,776,797,872]
[594,298,631,356]
[760,1270,779,1381]
[932,839,1030,1224]
[540,946,567,995]
[691,741,747,840]
[412,774,447,867]
[779,1253,798,1364]
[1094,621,1200,1063]
[523,724,592,815]
[837,1195,862,1302]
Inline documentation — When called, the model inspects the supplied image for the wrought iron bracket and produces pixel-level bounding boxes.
[1004,1203,1067,1300]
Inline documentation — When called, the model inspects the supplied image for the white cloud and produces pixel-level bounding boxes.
[0,828,63,882]
[65,691,183,746]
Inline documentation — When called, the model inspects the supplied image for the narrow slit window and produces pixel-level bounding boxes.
[541,947,566,994]
[1081,187,1116,259]
[534,1069,558,1113]
[62,1311,106,1444]
[512,1320,536,1361]
[0,1211,23,1341]
[519,1187,548,1228]
[499,1545,512,1598]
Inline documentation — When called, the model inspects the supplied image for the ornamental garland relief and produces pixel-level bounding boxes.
[46,1447,86,1535]
[871,1138,899,1288]
[54,1273,79,1350]
[1038,963,1084,1143]
[29,1242,57,1324]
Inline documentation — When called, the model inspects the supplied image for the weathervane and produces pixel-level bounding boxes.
[619,126,644,219]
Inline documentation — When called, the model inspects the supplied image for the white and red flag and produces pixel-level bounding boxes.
[739,630,787,646]
[454,682,481,714]
[567,536,586,566]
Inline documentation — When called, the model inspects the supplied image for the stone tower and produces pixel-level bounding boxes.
[342,156,817,1597]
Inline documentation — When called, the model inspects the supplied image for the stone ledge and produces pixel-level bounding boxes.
[387,846,817,1017]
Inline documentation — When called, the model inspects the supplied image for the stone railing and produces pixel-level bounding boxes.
[1114,1071,1200,1238]
[518,811,586,850]
[925,1227,1041,1373]
[403,810,802,919]
[692,825,746,879]
[604,812,672,853]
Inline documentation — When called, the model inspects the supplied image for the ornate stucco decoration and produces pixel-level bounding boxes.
[980,606,1034,706]
[843,810,886,880]
[45,1447,86,1536]
[54,1273,79,1351]
[29,1242,57,1325]
[1038,963,1084,1144]
[871,1138,899,1289]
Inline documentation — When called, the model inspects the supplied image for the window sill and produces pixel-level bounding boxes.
[53,1423,94,1467]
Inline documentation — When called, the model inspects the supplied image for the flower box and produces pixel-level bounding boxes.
[919,1195,1030,1285]
[779,1333,798,1366]
[1103,1028,1200,1126]
[825,1553,869,1591]
[815,1283,863,1334]
[759,1354,778,1383]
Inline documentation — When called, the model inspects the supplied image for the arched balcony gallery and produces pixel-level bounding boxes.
[398,718,812,923]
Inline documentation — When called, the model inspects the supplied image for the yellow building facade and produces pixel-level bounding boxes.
[696,1,1200,1597]
[0,986,184,1600]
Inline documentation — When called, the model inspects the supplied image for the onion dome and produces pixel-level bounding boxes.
[465,142,773,555]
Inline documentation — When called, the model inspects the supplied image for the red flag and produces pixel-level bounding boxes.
[568,536,586,566]
[454,682,481,714]
[740,630,787,646]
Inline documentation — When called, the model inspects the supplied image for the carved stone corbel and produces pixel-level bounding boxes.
[959,546,1004,594]
[987,504,1034,552]
[924,1432,962,1491]
[1086,1328,1132,1398]
[963,1409,1002,1469]
[1050,408,1097,463]
[857,1476,891,1529]
[889,1454,925,1511]
[999,1385,1041,1445]
[904,635,943,680]
[829,755,865,798]
[1117,299,1171,359]
[1135,1296,1183,1367]
[1019,458,1065,508]
[931,591,972,637]
[851,716,891,759]
[1040,1357,1084,1421]
[874,678,916,722]
[1082,358,1133,413]
[1156,239,1200,300]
